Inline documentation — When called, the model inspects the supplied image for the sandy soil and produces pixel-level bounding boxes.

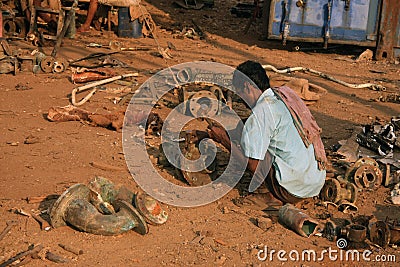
[0,0,399,266]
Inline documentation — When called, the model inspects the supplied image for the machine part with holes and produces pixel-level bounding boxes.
[2,17,26,38]
[50,183,148,235]
[345,157,380,180]
[353,165,382,189]
[369,220,391,248]
[279,204,321,238]
[347,224,367,243]
[18,55,35,72]
[2,19,16,36]
[320,178,357,204]
[188,90,220,117]
[345,157,382,188]
[134,192,168,225]
[40,56,55,73]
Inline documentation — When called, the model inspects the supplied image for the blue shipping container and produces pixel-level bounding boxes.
[267,0,381,46]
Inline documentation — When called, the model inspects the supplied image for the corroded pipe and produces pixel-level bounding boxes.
[279,204,320,237]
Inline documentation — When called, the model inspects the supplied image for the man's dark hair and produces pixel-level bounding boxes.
[232,60,270,92]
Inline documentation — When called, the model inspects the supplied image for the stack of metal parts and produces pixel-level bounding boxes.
[324,215,400,249]
[357,117,400,156]
[320,157,385,213]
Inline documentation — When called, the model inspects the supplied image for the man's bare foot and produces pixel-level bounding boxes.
[233,192,283,210]
[77,25,91,33]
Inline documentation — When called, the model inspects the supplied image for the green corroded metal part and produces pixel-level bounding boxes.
[64,198,139,235]
[87,176,118,203]
[135,192,168,225]
[114,200,148,235]
[50,183,148,235]
[50,184,90,228]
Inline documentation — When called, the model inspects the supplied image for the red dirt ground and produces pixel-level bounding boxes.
[0,0,399,266]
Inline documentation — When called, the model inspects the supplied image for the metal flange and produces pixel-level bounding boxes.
[188,90,219,117]
[353,165,382,189]
[40,56,55,73]
[369,220,391,248]
[134,192,168,225]
[320,178,342,203]
[345,157,380,180]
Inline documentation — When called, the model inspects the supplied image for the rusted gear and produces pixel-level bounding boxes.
[353,165,382,189]
[40,56,55,73]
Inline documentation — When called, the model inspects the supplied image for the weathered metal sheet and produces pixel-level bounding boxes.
[376,0,400,60]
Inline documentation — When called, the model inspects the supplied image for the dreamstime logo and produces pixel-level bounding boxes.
[257,238,397,263]
[336,238,348,249]
[122,61,276,207]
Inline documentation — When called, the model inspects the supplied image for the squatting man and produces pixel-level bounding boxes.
[207,61,327,208]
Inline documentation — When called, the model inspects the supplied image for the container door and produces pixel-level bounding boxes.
[267,0,380,46]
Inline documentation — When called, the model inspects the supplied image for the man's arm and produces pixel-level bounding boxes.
[208,125,260,175]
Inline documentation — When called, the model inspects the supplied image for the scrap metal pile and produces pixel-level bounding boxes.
[357,117,400,157]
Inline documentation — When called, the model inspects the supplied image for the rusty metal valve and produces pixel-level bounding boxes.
[320,178,357,204]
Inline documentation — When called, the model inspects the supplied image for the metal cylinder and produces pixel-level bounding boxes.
[347,224,367,243]
[279,204,320,237]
